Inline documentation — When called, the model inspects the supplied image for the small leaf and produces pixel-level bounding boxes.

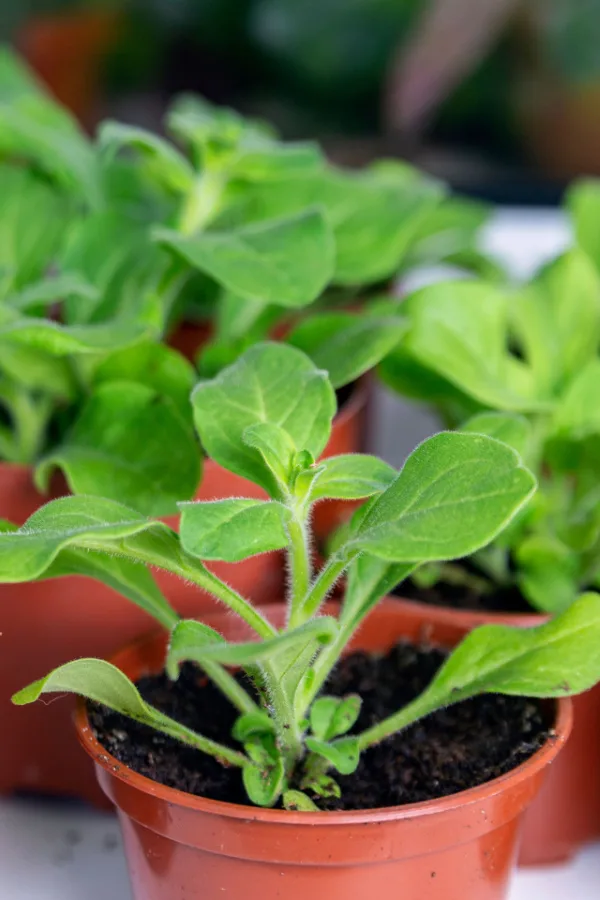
[242,422,297,487]
[305,736,361,775]
[568,178,600,272]
[287,312,408,388]
[0,314,150,356]
[304,775,341,799]
[349,432,536,563]
[310,697,339,740]
[553,359,600,440]
[283,790,320,812]
[192,342,336,494]
[179,498,290,561]
[516,535,579,615]
[232,712,276,743]
[36,383,200,517]
[330,695,362,738]
[309,454,396,501]
[243,742,285,807]
[166,619,225,680]
[155,209,335,309]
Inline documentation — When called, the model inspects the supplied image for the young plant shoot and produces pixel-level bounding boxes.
[4,343,600,811]
[380,248,600,614]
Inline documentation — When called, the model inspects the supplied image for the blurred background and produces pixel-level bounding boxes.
[4,0,600,205]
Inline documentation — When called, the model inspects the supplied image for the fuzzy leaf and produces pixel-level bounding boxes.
[461,412,531,458]
[156,209,334,308]
[287,312,408,388]
[0,495,178,583]
[179,498,290,561]
[192,343,336,494]
[232,712,275,742]
[349,432,536,562]
[305,736,360,775]
[36,383,200,517]
[310,454,396,502]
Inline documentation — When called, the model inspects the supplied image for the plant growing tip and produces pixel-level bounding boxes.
[4,341,600,810]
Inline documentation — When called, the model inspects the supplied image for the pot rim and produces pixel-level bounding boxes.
[390,592,545,628]
[75,603,572,828]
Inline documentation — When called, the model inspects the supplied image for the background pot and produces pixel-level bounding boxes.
[0,462,282,804]
[389,594,600,866]
[17,10,120,126]
[76,599,569,900]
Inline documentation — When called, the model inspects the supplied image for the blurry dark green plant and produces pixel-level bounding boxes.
[3,341,600,811]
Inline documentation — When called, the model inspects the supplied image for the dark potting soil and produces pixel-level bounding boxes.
[399,562,536,615]
[90,642,550,811]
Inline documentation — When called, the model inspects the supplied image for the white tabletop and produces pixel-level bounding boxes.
[3,206,593,899]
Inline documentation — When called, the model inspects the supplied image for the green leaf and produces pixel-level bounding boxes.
[422,592,600,701]
[0,495,177,583]
[192,342,336,494]
[516,535,579,615]
[302,775,341,800]
[305,736,360,775]
[567,177,600,272]
[510,250,600,392]
[553,359,600,439]
[6,273,99,314]
[403,280,543,411]
[309,454,396,502]
[310,695,361,740]
[243,739,285,807]
[349,432,536,562]
[99,120,195,194]
[91,341,196,424]
[0,313,150,357]
[165,619,225,680]
[232,712,276,742]
[179,498,291,561]
[155,209,335,309]
[283,790,320,811]
[242,422,298,487]
[287,312,408,388]
[165,617,338,670]
[12,657,247,769]
[0,164,70,297]
[36,382,200,517]
[461,412,531,458]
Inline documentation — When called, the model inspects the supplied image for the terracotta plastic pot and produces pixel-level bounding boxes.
[0,462,282,805]
[389,594,600,866]
[76,599,570,900]
[18,10,120,126]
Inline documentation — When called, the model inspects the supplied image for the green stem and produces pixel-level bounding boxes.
[296,553,353,624]
[154,708,248,767]
[177,170,225,235]
[200,659,259,716]
[287,512,312,626]
[261,661,304,773]
[356,691,442,751]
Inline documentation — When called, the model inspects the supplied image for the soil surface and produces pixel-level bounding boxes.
[400,563,536,615]
[91,641,550,811]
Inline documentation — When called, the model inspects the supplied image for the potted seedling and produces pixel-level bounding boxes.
[1,342,599,899]
[378,247,600,862]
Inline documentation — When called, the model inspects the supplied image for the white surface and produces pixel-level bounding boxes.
[0,798,598,899]
[1,207,585,898]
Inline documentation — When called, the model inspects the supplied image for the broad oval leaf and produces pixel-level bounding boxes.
[287,312,408,389]
[192,342,336,493]
[310,454,396,502]
[179,498,290,562]
[155,208,335,309]
[36,382,200,517]
[243,757,285,808]
[350,432,536,562]
[0,495,176,583]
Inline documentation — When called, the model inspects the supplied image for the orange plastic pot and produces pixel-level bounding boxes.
[389,594,600,866]
[18,11,120,125]
[0,462,282,804]
[76,599,570,900]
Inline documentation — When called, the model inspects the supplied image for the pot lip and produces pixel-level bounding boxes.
[75,613,572,828]
[390,592,545,628]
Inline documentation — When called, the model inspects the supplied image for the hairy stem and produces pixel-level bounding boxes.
[287,512,312,626]
[261,662,304,773]
[154,708,248,767]
[199,659,260,717]
[297,552,354,623]
[356,690,442,751]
